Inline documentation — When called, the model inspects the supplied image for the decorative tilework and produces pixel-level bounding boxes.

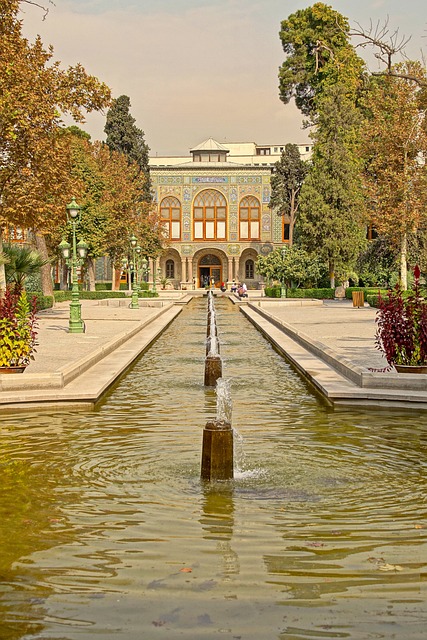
[158,176,183,185]
[237,176,262,184]
[262,187,270,203]
[227,244,241,255]
[192,176,228,183]
[262,214,271,232]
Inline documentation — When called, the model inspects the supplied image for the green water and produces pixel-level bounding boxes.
[0,297,425,639]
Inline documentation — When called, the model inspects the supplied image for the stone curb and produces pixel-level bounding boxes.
[0,303,174,393]
[247,302,427,392]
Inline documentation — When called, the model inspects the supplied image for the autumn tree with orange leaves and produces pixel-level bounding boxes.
[0,0,111,293]
[54,132,163,291]
[361,61,427,289]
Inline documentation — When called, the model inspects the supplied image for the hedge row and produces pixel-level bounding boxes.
[287,288,335,299]
[53,289,158,303]
[345,287,388,300]
[30,292,54,310]
[264,286,334,299]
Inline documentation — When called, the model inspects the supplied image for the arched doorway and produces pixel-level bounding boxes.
[198,253,222,288]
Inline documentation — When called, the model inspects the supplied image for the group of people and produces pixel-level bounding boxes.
[230,280,248,298]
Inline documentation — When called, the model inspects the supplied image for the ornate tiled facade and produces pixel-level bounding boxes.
[151,138,285,289]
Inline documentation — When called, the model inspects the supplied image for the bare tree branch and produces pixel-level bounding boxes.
[349,17,411,72]
[346,17,427,87]
[19,0,55,21]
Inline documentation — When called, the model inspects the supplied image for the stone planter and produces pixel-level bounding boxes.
[394,364,427,374]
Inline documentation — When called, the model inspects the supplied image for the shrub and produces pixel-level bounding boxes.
[264,285,282,298]
[287,288,335,299]
[375,266,427,366]
[32,292,54,310]
[0,288,38,367]
[53,290,158,302]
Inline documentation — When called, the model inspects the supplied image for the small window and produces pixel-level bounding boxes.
[305,146,310,152]
[166,259,175,279]
[284,223,290,242]
[245,259,254,280]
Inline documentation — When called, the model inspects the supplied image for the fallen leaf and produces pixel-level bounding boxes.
[378,563,403,572]
[180,567,192,573]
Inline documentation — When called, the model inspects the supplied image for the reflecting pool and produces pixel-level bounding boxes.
[0,297,425,639]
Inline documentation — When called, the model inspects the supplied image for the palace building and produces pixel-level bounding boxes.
[150,138,312,289]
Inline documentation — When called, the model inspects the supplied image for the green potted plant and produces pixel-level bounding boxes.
[375,265,427,372]
[0,287,38,373]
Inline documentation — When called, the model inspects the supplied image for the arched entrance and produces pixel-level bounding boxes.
[198,253,222,288]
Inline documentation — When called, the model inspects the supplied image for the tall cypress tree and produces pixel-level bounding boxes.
[104,95,152,202]
[269,144,307,246]
[297,84,367,288]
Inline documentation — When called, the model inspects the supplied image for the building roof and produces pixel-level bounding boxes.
[190,138,229,153]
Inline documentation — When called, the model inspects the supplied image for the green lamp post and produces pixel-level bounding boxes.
[281,246,287,299]
[59,198,88,333]
[135,245,142,296]
[152,258,157,294]
[129,235,139,309]
[141,256,148,288]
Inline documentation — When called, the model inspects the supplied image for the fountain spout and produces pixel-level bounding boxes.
[201,378,234,481]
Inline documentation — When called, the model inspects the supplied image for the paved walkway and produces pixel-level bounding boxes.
[1,293,426,411]
[255,298,388,370]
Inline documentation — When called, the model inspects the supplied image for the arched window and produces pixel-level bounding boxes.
[160,196,181,240]
[245,259,254,280]
[165,259,175,279]
[193,190,227,241]
[239,196,260,240]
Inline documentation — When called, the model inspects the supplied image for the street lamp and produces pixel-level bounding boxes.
[135,245,142,296]
[141,256,148,286]
[129,235,139,309]
[281,246,287,299]
[59,198,88,333]
[152,257,157,293]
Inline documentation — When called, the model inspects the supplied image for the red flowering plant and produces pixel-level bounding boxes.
[0,287,38,368]
[375,265,427,368]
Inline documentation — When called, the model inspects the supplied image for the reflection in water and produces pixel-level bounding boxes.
[0,297,425,639]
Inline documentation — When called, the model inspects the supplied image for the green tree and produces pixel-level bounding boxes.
[1,244,49,291]
[256,246,322,289]
[297,84,367,288]
[269,144,307,246]
[104,95,152,203]
[278,2,365,116]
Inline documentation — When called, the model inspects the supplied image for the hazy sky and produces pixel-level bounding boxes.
[22,0,426,156]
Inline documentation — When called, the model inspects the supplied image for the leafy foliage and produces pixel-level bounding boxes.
[375,266,427,366]
[0,287,38,367]
[1,244,49,289]
[361,62,427,289]
[278,2,365,116]
[256,246,323,288]
[0,1,111,231]
[104,95,152,203]
[270,144,307,245]
[297,83,366,286]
